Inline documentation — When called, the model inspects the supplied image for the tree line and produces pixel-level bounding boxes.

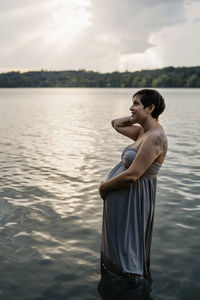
[0,66,199,88]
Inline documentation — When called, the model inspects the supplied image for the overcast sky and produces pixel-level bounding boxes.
[0,0,200,73]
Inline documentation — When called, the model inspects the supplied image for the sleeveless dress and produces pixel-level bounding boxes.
[101,145,161,280]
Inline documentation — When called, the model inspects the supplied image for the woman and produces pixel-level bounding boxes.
[98,89,167,299]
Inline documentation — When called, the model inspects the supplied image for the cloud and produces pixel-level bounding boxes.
[0,0,92,71]
[0,0,199,72]
[149,1,200,67]
[57,0,187,71]
[88,0,186,52]
[118,0,200,71]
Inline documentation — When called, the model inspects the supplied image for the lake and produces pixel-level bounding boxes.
[0,88,199,300]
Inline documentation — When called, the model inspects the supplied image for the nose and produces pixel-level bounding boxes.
[129,104,134,111]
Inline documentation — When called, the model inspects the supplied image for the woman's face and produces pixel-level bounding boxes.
[129,95,147,123]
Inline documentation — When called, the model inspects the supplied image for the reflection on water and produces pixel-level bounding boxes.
[0,88,200,299]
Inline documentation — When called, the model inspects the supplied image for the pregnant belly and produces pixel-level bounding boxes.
[106,161,126,180]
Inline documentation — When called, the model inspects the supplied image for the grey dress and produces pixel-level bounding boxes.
[101,145,161,280]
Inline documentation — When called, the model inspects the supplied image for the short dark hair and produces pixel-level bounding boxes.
[133,89,165,119]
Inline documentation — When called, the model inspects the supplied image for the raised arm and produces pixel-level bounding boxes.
[111,116,143,141]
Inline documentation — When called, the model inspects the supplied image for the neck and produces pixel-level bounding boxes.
[141,116,158,133]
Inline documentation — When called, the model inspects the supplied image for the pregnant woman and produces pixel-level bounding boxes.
[98,89,167,299]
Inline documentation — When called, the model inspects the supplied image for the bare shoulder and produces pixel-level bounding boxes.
[127,126,167,178]
[147,128,168,156]
[136,125,144,139]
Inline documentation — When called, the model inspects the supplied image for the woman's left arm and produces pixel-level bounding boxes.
[99,132,167,199]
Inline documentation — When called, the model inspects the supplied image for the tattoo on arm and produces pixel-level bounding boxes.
[153,134,168,156]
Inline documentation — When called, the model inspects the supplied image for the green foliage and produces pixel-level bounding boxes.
[0,67,199,87]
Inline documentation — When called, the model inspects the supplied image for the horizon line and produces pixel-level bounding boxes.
[0,65,200,75]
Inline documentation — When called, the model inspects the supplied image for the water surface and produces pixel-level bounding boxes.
[0,88,199,299]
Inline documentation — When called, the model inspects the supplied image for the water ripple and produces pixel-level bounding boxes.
[0,88,200,299]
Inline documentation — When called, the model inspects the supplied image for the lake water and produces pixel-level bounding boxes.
[0,88,199,300]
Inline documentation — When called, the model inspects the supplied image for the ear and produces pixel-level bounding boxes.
[147,104,155,115]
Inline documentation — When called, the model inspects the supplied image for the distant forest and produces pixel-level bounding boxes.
[0,66,200,88]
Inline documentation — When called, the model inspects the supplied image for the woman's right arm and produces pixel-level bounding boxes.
[111,116,143,141]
